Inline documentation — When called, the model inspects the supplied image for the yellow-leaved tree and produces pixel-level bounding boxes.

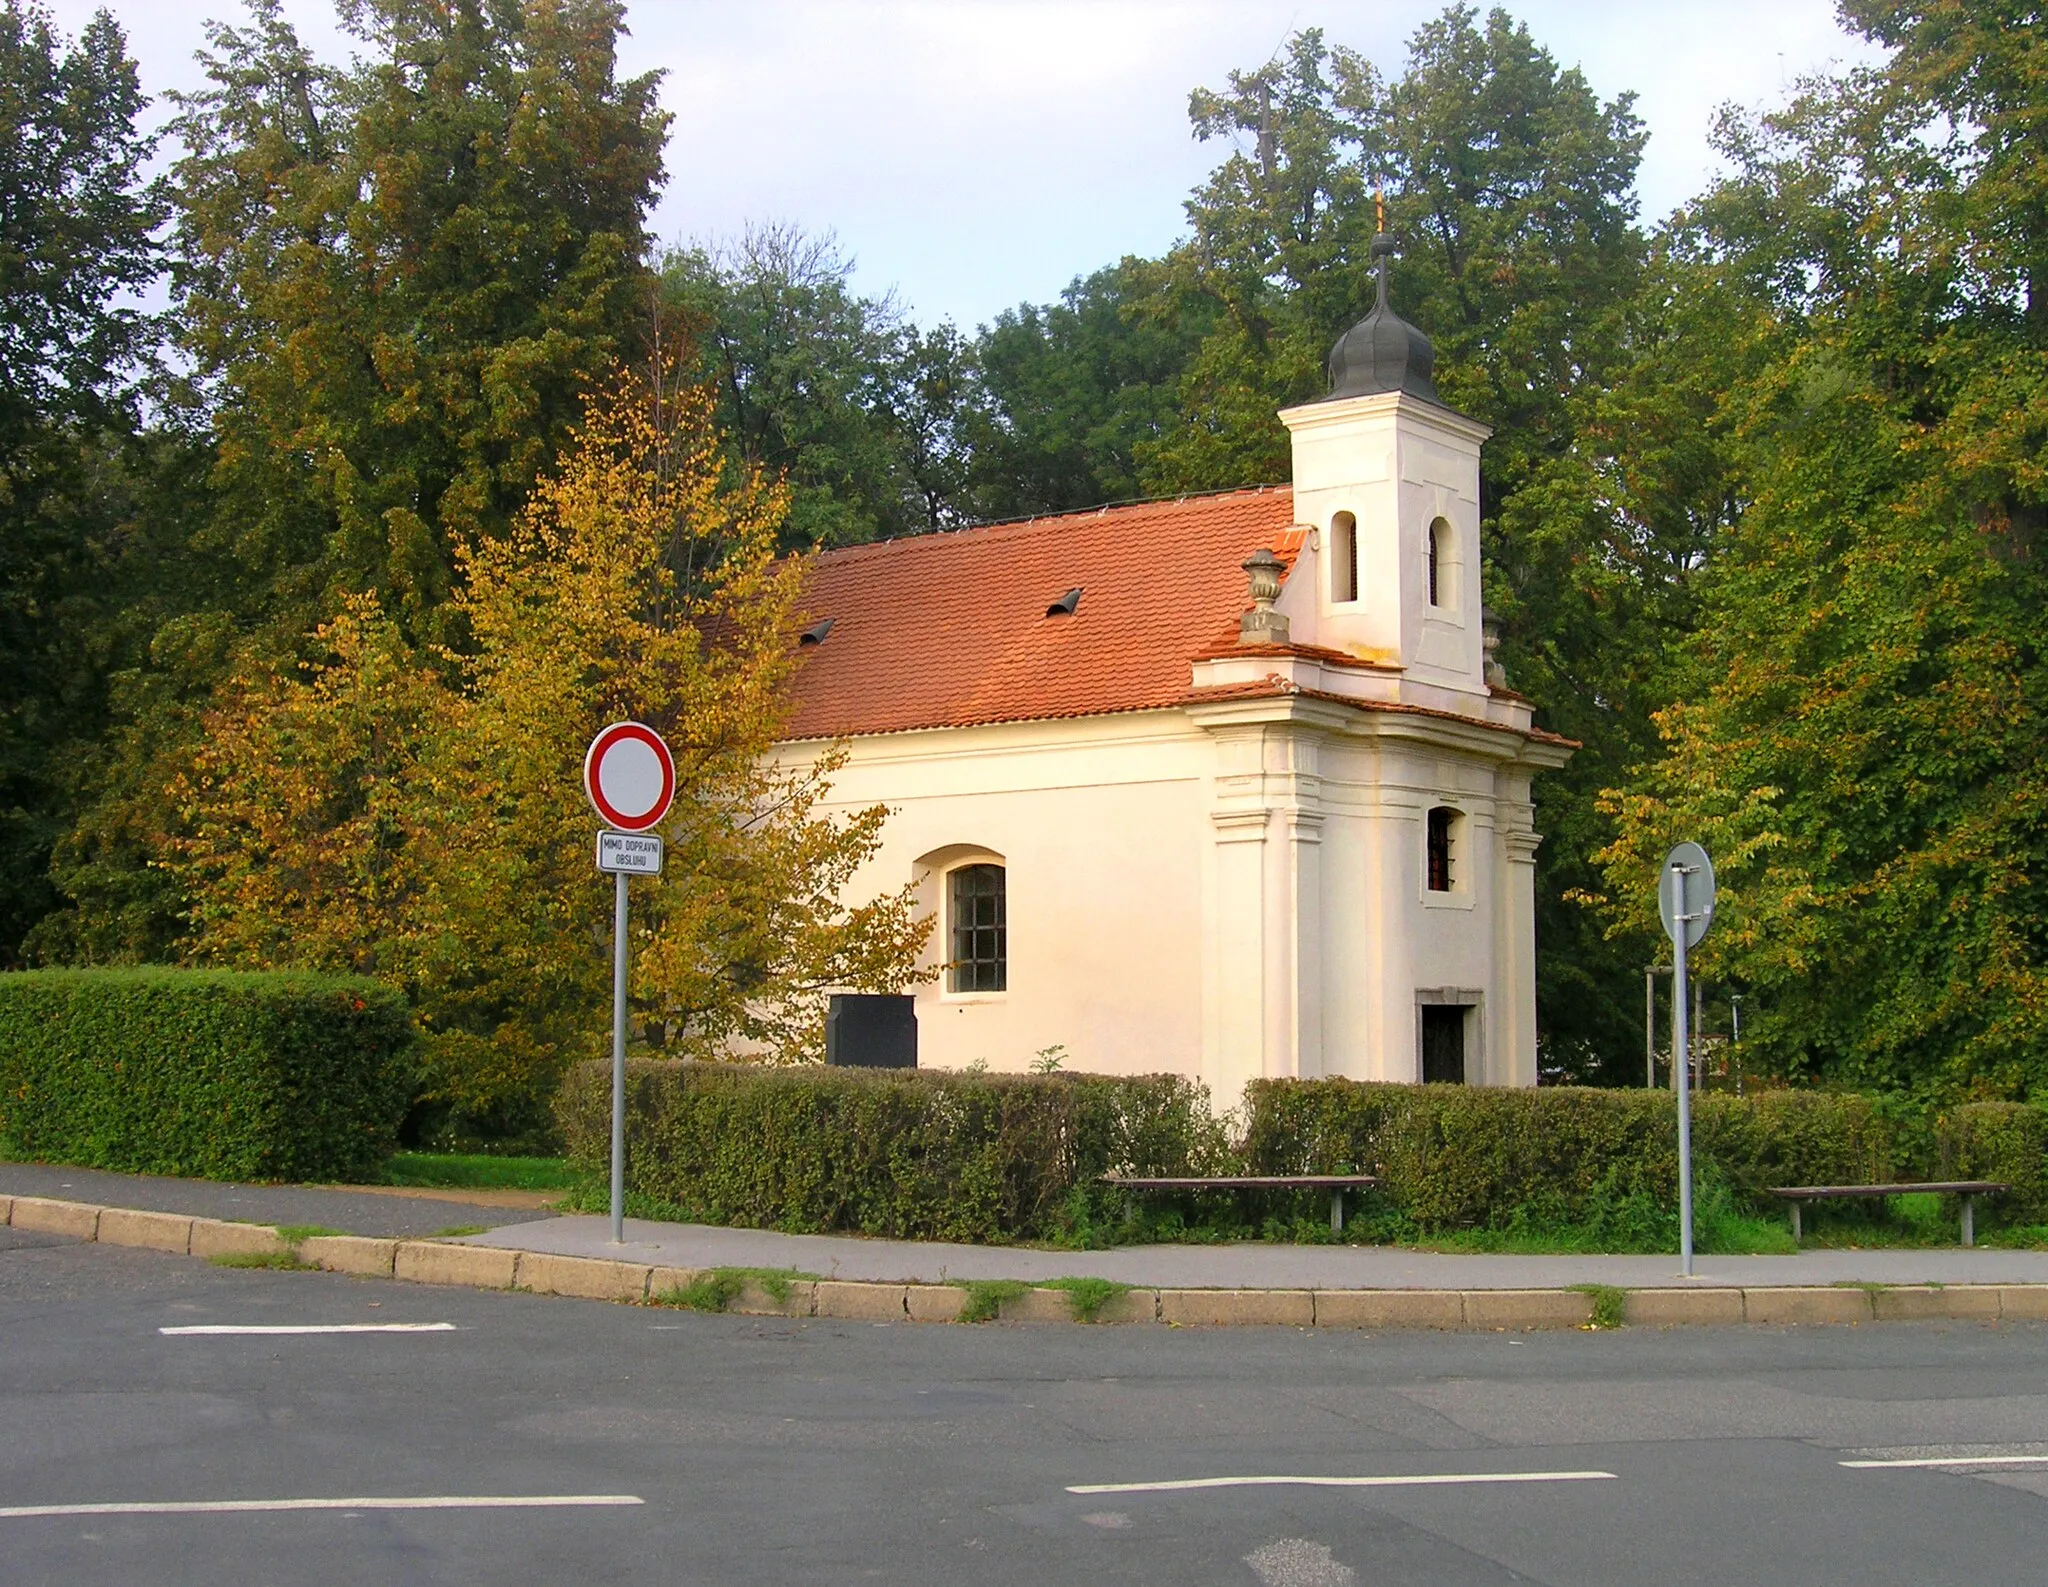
[169,354,929,1145]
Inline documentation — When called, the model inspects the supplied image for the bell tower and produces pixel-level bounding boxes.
[1279,230,1489,705]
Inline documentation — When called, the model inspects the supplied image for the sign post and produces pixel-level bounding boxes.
[1659,842,1715,1276]
[584,721,676,1244]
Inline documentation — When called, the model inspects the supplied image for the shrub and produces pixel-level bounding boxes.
[1242,1079,1902,1233]
[1939,1102,2048,1224]
[556,1060,1225,1244]
[0,969,415,1182]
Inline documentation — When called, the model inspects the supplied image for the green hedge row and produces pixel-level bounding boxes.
[557,1060,1225,1243]
[564,1062,2048,1243]
[1940,1102,2048,1224]
[1241,1080,1899,1231]
[0,969,415,1182]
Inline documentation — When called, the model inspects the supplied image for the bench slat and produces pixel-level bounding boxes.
[1770,1181,2006,1200]
[1102,1175,1377,1190]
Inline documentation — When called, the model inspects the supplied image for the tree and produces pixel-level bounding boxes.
[0,3,165,963]
[167,354,928,1144]
[1139,12,1647,497]
[661,225,974,547]
[40,0,670,963]
[1596,9,2048,1099]
[168,0,668,638]
[963,257,1214,519]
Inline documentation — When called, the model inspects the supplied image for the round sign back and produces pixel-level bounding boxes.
[584,721,675,833]
[1658,841,1716,949]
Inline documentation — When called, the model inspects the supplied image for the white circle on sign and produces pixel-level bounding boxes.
[596,737,665,822]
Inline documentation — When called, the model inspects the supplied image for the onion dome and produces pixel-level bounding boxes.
[1325,232,1439,404]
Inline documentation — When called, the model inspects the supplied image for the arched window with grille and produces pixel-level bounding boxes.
[948,863,1007,992]
[1426,517,1448,607]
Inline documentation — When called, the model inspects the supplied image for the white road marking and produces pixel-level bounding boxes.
[159,1323,457,1336]
[1067,1470,1617,1495]
[0,1495,643,1519]
[1843,1455,2048,1470]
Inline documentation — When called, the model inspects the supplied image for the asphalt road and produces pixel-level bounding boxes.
[8,1224,2048,1586]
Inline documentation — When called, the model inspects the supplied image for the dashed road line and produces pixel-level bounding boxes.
[1843,1455,2048,1470]
[159,1323,458,1335]
[0,1495,643,1519]
[1066,1471,1617,1496]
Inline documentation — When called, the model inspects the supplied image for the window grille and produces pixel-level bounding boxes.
[949,864,1007,992]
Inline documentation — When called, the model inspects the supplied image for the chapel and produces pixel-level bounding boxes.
[774,239,1573,1101]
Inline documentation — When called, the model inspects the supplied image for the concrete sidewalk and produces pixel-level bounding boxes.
[0,1162,558,1241]
[459,1211,2048,1290]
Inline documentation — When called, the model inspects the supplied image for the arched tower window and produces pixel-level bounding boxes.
[1426,517,1449,608]
[1331,511,1357,604]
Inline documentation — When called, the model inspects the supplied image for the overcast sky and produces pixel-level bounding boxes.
[48,0,1884,332]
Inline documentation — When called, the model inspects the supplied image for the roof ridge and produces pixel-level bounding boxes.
[813,483,1295,564]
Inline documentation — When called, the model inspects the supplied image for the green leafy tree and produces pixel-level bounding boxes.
[1597,7,2048,1098]
[963,257,1215,519]
[42,0,669,962]
[0,2,165,963]
[169,0,668,636]
[661,224,974,547]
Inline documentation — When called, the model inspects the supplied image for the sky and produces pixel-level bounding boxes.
[47,0,1886,332]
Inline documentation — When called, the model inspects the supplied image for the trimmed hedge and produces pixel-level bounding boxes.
[1242,1079,1899,1232]
[557,1060,1225,1243]
[1939,1102,2048,1225]
[566,1062,2043,1245]
[0,969,415,1182]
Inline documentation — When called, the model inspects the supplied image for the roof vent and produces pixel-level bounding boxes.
[799,618,835,646]
[1045,587,1083,617]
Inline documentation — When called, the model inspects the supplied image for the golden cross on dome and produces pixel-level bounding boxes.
[1375,184,1384,234]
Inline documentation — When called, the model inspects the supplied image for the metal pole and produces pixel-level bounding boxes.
[1731,995,1744,1097]
[1672,862,1694,1276]
[1645,969,1656,1088]
[1692,977,1704,1091]
[610,867,628,1244]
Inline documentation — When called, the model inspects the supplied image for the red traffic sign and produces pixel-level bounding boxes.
[583,721,675,833]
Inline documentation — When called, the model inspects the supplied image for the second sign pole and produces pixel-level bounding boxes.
[611,865,629,1244]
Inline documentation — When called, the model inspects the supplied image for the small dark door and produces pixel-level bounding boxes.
[825,994,917,1068]
[1421,1005,1467,1084]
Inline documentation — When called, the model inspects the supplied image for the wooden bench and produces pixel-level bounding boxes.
[1770,1181,2008,1247]
[1103,1174,1379,1234]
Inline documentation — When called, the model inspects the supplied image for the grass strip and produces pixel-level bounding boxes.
[275,1224,346,1245]
[954,1279,1030,1324]
[210,1251,318,1272]
[653,1267,818,1313]
[1568,1283,1627,1329]
[381,1153,579,1191]
[1040,1276,1134,1322]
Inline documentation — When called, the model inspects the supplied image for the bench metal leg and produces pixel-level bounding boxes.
[1331,1189,1345,1236]
[1963,1195,1975,1249]
[1789,1203,1802,1243]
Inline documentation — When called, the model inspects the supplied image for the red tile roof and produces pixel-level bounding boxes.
[781,487,1301,740]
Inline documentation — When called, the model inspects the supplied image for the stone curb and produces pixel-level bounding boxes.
[12,1195,2048,1330]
